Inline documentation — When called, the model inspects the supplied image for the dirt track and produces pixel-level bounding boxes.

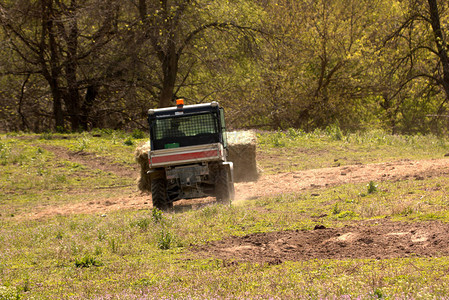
[27,149,449,219]
[235,158,449,200]
[26,146,449,262]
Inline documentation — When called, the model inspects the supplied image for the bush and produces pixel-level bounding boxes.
[74,255,103,268]
[367,181,378,194]
[123,137,134,146]
[131,129,145,139]
[151,208,163,223]
[157,229,173,250]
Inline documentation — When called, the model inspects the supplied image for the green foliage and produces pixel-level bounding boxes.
[131,217,151,231]
[156,229,173,250]
[332,203,341,215]
[123,137,134,146]
[91,128,114,136]
[74,255,103,268]
[0,142,10,165]
[39,132,53,140]
[270,132,286,147]
[55,126,66,134]
[131,129,145,139]
[108,238,120,254]
[326,124,343,141]
[367,181,378,194]
[0,0,448,135]
[372,287,384,298]
[75,136,90,151]
[151,208,163,223]
[336,210,358,219]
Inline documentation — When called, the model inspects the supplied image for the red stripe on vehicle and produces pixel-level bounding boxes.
[150,150,218,165]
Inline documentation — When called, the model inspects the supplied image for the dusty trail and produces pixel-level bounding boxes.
[24,156,449,219]
[235,158,449,200]
[18,149,449,261]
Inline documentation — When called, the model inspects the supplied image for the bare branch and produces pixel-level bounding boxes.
[180,22,261,54]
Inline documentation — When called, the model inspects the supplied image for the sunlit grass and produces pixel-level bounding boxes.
[2,130,449,298]
[2,188,449,298]
[0,135,135,218]
[257,128,449,174]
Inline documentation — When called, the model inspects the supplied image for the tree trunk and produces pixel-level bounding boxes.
[428,0,449,100]
[42,0,65,130]
[18,75,31,131]
[64,0,82,131]
[80,85,98,130]
[158,43,179,108]
[52,88,65,130]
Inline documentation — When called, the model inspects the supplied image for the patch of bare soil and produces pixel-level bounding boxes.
[24,192,150,220]
[192,220,449,263]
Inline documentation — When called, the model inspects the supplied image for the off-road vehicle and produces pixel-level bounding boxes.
[147,99,234,210]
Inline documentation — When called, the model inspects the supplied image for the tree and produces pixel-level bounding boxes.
[243,0,385,130]
[386,0,449,131]
[0,0,122,131]
[427,0,449,101]
[133,0,262,108]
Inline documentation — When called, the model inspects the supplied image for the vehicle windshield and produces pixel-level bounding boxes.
[151,112,220,149]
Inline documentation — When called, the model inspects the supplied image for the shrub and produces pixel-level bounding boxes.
[157,229,172,250]
[39,132,53,140]
[326,123,343,140]
[131,129,145,139]
[271,131,286,147]
[74,255,103,268]
[76,136,90,151]
[151,208,163,223]
[123,137,134,146]
[367,181,378,194]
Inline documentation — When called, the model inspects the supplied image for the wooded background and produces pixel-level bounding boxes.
[0,0,448,134]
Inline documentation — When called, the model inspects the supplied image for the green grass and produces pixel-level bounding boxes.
[2,130,449,298]
[257,128,449,173]
[0,132,139,217]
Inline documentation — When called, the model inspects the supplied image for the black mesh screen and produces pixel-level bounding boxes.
[152,113,220,149]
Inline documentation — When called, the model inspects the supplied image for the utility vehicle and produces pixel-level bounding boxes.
[147,99,234,210]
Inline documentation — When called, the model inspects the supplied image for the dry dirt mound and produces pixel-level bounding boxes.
[192,220,449,263]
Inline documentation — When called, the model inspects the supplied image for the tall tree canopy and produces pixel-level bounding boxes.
[1,0,449,134]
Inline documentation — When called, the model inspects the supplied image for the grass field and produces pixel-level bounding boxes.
[2,129,449,299]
